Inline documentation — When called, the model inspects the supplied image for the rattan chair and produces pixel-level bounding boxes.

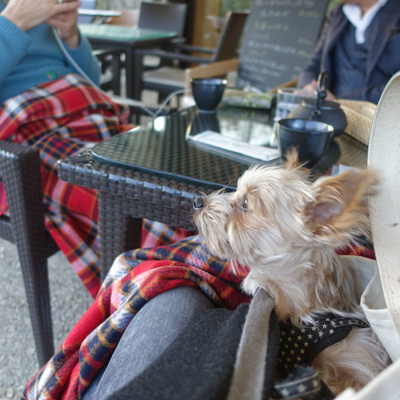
[137,1,188,70]
[138,2,187,39]
[0,58,176,369]
[0,140,59,367]
[0,107,173,368]
[133,10,249,102]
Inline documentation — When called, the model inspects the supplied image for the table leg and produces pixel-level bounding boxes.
[132,50,144,100]
[124,48,134,99]
[98,193,142,281]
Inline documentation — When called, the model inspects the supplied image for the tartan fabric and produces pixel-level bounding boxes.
[0,74,133,297]
[141,219,194,248]
[22,235,251,400]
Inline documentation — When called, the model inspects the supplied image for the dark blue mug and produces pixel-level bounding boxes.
[191,78,227,113]
[277,118,334,168]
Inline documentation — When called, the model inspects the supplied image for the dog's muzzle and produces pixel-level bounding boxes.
[192,196,205,211]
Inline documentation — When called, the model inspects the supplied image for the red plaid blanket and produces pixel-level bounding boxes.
[0,74,133,297]
[22,235,250,399]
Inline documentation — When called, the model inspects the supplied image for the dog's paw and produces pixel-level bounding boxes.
[241,273,262,296]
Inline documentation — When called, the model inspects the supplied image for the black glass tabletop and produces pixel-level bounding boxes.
[91,107,340,190]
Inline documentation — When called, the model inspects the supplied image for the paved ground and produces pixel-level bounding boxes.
[0,239,92,400]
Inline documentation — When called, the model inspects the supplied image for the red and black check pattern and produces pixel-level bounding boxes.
[0,74,133,297]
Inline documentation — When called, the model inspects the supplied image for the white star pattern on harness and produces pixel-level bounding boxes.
[278,314,370,376]
[298,384,307,393]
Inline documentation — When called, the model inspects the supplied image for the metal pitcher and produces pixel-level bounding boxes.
[290,71,347,138]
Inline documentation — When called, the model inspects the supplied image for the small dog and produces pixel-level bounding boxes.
[193,152,389,395]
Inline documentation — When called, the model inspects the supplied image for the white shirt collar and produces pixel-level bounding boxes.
[343,0,388,43]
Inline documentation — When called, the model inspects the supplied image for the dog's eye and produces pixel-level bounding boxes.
[241,196,248,211]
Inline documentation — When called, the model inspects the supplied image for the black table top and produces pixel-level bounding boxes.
[91,106,344,190]
[79,24,176,43]
[92,107,278,189]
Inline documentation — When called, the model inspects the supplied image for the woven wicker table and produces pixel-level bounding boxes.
[58,107,368,280]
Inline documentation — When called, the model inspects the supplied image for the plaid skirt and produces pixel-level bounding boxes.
[0,74,195,297]
[0,74,132,296]
[0,74,194,297]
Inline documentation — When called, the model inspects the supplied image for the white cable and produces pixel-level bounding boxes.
[154,88,187,117]
[52,27,188,118]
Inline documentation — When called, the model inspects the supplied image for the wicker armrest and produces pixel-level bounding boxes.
[135,47,214,65]
[0,142,39,242]
[0,140,58,252]
[0,139,37,157]
[173,43,215,54]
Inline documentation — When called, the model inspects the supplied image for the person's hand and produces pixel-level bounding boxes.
[46,5,81,49]
[2,0,81,34]
[302,82,317,93]
[303,80,337,101]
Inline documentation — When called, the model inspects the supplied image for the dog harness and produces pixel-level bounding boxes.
[277,313,370,377]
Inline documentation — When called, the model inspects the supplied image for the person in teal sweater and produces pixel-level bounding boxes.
[0,0,99,102]
[0,0,133,296]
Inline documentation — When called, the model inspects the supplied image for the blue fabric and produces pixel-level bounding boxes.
[297,0,400,103]
[0,0,100,103]
[333,24,369,98]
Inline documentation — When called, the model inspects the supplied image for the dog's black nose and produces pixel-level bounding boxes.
[193,196,204,210]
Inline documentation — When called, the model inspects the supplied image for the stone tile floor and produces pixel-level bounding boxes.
[0,239,92,400]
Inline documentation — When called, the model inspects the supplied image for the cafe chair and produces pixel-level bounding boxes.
[0,141,60,367]
[103,2,188,71]
[93,2,188,98]
[134,10,249,103]
[0,93,172,371]
[138,1,187,42]
[137,1,188,71]
[105,2,187,39]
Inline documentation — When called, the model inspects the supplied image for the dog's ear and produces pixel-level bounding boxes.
[304,169,378,243]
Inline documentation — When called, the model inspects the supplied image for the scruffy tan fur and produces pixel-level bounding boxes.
[193,152,389,395]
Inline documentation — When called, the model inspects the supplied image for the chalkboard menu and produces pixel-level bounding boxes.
[236,0,329,91]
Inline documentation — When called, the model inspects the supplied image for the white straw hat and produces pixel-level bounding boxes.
[368,70,400,348]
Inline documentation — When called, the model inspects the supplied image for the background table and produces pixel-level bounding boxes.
[79,24,177,98]
[58,106,368,280]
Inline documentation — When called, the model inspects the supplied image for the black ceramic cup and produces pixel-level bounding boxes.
[191,78,227,113]
[277,118,334,168]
